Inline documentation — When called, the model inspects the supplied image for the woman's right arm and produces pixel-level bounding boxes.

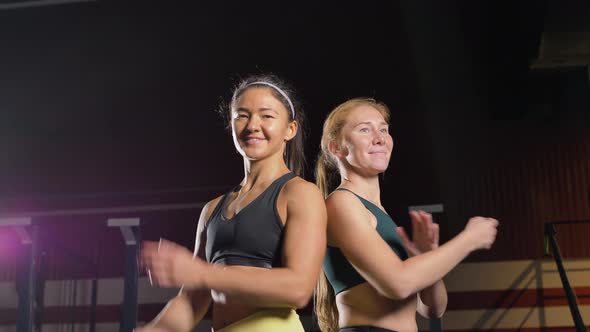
[327,191,498,300]
[135,197,222,331]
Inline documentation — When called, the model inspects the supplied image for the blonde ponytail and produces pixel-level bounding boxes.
[314,152,339,332]
[315,153,333,199]
[314,271,339,332]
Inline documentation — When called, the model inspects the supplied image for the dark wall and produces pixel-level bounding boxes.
[0,1,440,279]
[401,0,590,260]
[0,2,436,213]
[1,1,589,283]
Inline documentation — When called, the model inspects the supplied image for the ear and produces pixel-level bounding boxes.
[328,139,348,158]
[284,120,298,142]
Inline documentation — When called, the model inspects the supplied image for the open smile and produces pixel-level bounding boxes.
[243,137,265,145]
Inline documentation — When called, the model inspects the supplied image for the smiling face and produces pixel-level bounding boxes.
[231,87,297,162]
[336,105,393,175]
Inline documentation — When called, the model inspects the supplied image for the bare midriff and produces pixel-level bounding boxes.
[210,265,285,330]
[336,282,418,332]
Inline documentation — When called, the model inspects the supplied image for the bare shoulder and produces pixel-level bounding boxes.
[198,194,225,226]
[324,190,376,248]
[280,177,326,221]
[325,189,365,216]
[194,194,226,257]
[204,194,224,211]
[282,176,323,200]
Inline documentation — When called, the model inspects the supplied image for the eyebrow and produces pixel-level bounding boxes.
[236,107,278,114]
[353,121,388,128]
[259,107,278,113]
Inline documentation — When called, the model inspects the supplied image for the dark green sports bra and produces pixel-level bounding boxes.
[323,188,408,295]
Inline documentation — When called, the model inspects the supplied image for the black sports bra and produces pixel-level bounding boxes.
[205,172,296,268]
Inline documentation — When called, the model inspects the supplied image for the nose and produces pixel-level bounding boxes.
[373,131,385,144]
[246,115,261,132]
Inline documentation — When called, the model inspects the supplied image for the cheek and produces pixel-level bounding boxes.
[231,123,240,137]
[266,122,289,138]
[231,121,247,141]
[265,122,278,131]
[347,142,365,158]
[233,117,250,130]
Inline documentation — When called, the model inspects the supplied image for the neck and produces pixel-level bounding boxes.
[241,153,290,191]
[339,166,382,206]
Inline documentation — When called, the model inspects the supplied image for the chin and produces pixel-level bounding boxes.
[236,147,261,159]
[372,163,390,173]
[361,167,387,177]
[242,152,266,161]
[242,148,277,161]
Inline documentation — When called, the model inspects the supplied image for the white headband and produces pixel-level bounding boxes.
[247,81,295,118]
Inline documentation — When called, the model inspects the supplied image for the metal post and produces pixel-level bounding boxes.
[1,217,34,332]
[108,218,140,332]
[70,279,77,332]
[429,318,443,332]
[16,238,33,332]
[544,223,586,332]
[90,275,98,332]
[35,251,47,332]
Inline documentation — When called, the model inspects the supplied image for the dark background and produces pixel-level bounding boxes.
[1,0,589,280]
[0,2,424,208]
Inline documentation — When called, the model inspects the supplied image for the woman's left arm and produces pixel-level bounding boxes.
[417,279,447,318]
[143,179,327,308]
[398,211,448,318]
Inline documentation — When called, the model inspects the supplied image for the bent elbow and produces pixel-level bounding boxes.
[290,288,312,309]
[418,295,447,319]
[280,283,312,309]
[428,303,447,319]
[293,297,311,309]
[432,309,446,319]
[422,307,446,319]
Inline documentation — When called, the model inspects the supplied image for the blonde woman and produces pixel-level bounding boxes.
[315,98,498,332]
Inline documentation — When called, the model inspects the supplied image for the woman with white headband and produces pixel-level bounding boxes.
[137,75,327,331]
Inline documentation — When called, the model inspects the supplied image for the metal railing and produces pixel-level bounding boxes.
[544,219,589,332]
[1,201,205,332]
